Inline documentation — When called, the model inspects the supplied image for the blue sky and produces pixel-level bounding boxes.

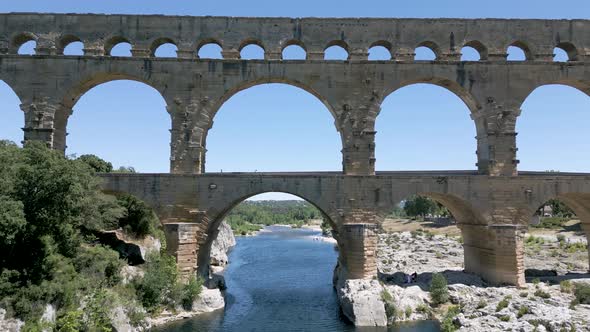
[1,0,589,200]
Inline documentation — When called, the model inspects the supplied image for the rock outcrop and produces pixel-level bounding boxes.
[0,308,24,332]
[98,230,161,265]
[210,221,236,267]
[148,287,225,327]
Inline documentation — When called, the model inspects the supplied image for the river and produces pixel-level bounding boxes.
[153,225,440,332]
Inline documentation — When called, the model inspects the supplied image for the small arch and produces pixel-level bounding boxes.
[324,40,349,60]
[368,41,392,60]
[555,42,578,62]
[12,33,37,55]
[415,41,440,61]
[507,41,532,61]
[58,35,84,55]
[463,41,488,60]
[281,40,306,60]
[239,39,265,60]
[197,40,223,59]
[151,38,178,57]
[105,36,132,56]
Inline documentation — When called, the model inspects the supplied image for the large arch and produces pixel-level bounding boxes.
[375,83,478,171]
[0,80,24,145]
[64,78,171,173]
[196,190,340,276]
[516,83,590,172]
[205,82,342,172]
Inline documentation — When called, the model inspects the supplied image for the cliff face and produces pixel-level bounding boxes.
[210,221,236,267]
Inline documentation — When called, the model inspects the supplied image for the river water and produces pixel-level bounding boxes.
[154,225,440,332]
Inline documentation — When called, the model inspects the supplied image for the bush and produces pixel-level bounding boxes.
[440,305,460,332]
[405,306,412,318]
[381,289,396,321]
[500,315,511,322]
[181,276,204,310]
[560,280,574,294]
[429,273,449,305]
[476,299,487,309]
[534,289,551,299]
[496,297,510,312]
[517,305,529,318]
[571,283,590,306]
[77,154,113,173]
[55,310,84,332]
[115,194,159,238]
[134,252,178,312]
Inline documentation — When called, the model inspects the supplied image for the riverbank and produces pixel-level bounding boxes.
[376,226,590,331]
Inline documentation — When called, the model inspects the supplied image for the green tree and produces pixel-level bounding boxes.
[403,195,438,217]
[77,154,113,173]
[115,194,159,237]
[429,273,449,305]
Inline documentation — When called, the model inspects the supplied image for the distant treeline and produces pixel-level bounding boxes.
[225,200,323,235]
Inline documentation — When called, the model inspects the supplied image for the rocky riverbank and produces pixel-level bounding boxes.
[374,230,590,331]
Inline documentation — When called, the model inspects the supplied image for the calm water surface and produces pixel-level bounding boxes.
[154,226,439,332]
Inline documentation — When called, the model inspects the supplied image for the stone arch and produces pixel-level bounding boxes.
[281,40,306,60]
[149,37,178,57]
[10,32,37,54]
[57,34,83,55]
[516,81,590,110]
[415,41,441,60]
[462,40,488,60]
[57,73,171,167]
[554,42,579,62]
[324,40,349,60]
[380,79,481,115]
[507,40,534,61]
[368,40,393,60]
[196,39,223,59]
[104,36,133,56]
[196,190,340,276]
[238,38,265,59]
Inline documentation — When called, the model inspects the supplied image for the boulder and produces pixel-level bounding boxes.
[191,287,225,314]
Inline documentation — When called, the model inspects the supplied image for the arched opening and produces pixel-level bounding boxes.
[368,43,392,60]
[415,42,439,61]
[106,37,132,56]
[524,198,589,283]
[17,40,36,55]
[153,41,178,58]
[0,80,23,145]
[63,41,84,56]
[376,83,477,171]
[507,41,531,61]
[239,42,265,60]
[12,33,36,55]
[59,35,84,55]
[282,44,306,60]
[195,192,342,330]
[197,41,223,59]
[517,84,590,172]
[66,80,170,172]
[555,42,578,62]
[205,83,341,172]
[460,46,481,61]
[324,41,348,60]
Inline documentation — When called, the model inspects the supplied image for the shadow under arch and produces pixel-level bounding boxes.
[381,78,481,115]
[196,190,340,277]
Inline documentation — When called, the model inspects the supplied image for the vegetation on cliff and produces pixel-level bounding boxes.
[0,141,197,330]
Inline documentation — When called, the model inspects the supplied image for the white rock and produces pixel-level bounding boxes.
[337,279,387,326]
[210,221,236,267]
[0,308,24,332]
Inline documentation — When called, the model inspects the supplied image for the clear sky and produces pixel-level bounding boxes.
[1,0,589,200]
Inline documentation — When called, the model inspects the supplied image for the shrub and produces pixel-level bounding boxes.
[429,273,449,305]
[115,194,160,238]
[440,305,460,332]
[560,280,574,294]
[134,252,178,312]
[519,292,528,298]
[500,315,511,322]
[517,305,529,318]
[381,289,396,321]
[181,276,204,310]
[405,306,413,318]
[476,299,487,309]
[496,297,510,312]
[55,310,84,332]
[532,278,541,285]
[571,283,590,306]
[534,289,551,299]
